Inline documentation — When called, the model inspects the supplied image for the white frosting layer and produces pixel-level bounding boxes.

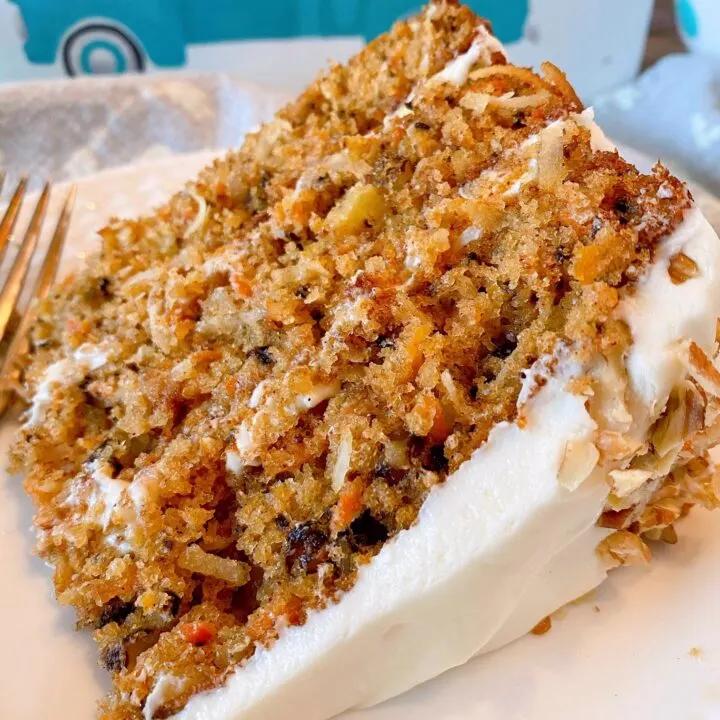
[178,367,610,720]
[430,26,504,87]
[172,200,720,719]
[87,459,129,530]
[624,207,720,422]
[456,108,613,214]
[24,344,108,427]
[145,675,187,720]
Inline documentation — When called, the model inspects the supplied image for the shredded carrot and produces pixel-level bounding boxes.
[283,595,304,626]
[332,478,365,532]
[180,621,216,646]
[231,274,253,298]
[428,400,450,443]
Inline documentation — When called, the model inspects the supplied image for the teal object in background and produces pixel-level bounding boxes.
[676,0,699,38]
[10,0,529,77]
[673,0,720,59]
[472,0,528,43]
[79,40,127,73]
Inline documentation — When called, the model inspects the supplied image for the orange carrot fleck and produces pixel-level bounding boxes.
[428,399,450,443]
[333,479,365,532]
[283,595,304,626]
[231,274,253,298]
[180,621,216,646]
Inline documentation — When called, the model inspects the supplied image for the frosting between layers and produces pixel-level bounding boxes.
[624,207,720,423]
[175,204,720,720]
[24,344,108,427]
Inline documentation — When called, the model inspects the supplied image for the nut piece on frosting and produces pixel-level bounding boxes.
[558,439,600,490]
[597,530,652,569]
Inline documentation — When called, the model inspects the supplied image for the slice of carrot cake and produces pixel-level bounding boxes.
[11,2,720,719]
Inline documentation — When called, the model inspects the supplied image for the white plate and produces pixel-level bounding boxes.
[1,151,720,720]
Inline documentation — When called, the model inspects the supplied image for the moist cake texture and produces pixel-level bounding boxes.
[10,2,720,718]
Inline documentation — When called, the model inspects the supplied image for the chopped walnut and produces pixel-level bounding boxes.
[685,341,720,398]
[667,252,700,284]
[596,430,643,463]
[597,530,651,569]
[558,439,599,490]
[644,525,678,544]
[651,379,705,458]
[609,468,653,498]
[531,616,552,635]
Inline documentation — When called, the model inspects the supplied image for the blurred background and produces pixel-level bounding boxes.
[0,0,719,191]
[0,0,683,95]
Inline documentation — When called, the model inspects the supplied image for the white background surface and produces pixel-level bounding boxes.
[4,2,720,198]
[0,0,362,94]
[0,0,652,98]
[0,150,720,719]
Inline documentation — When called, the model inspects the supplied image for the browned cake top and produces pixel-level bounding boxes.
[10,2,692,718]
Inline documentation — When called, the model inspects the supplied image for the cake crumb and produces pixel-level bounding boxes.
[531,616,552,636]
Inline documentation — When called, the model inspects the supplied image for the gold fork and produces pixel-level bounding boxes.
[0,173,76,418]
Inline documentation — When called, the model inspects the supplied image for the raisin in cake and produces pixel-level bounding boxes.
[11,2,720,719]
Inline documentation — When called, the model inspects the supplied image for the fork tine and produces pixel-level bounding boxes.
[0,186,75,418]
[21,186,75,306]
[0,176,29,265]
[0,182,50,345]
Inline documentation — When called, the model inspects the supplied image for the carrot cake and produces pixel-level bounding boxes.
[11,2,720,719]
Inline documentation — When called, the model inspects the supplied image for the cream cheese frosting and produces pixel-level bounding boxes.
[23,344,108,427]
[173,205,720,720]
[177,365,609,720]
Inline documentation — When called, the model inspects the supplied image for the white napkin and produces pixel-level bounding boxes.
[595,53,720,195]
[2,67,719,217]
[0,72,289,192]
